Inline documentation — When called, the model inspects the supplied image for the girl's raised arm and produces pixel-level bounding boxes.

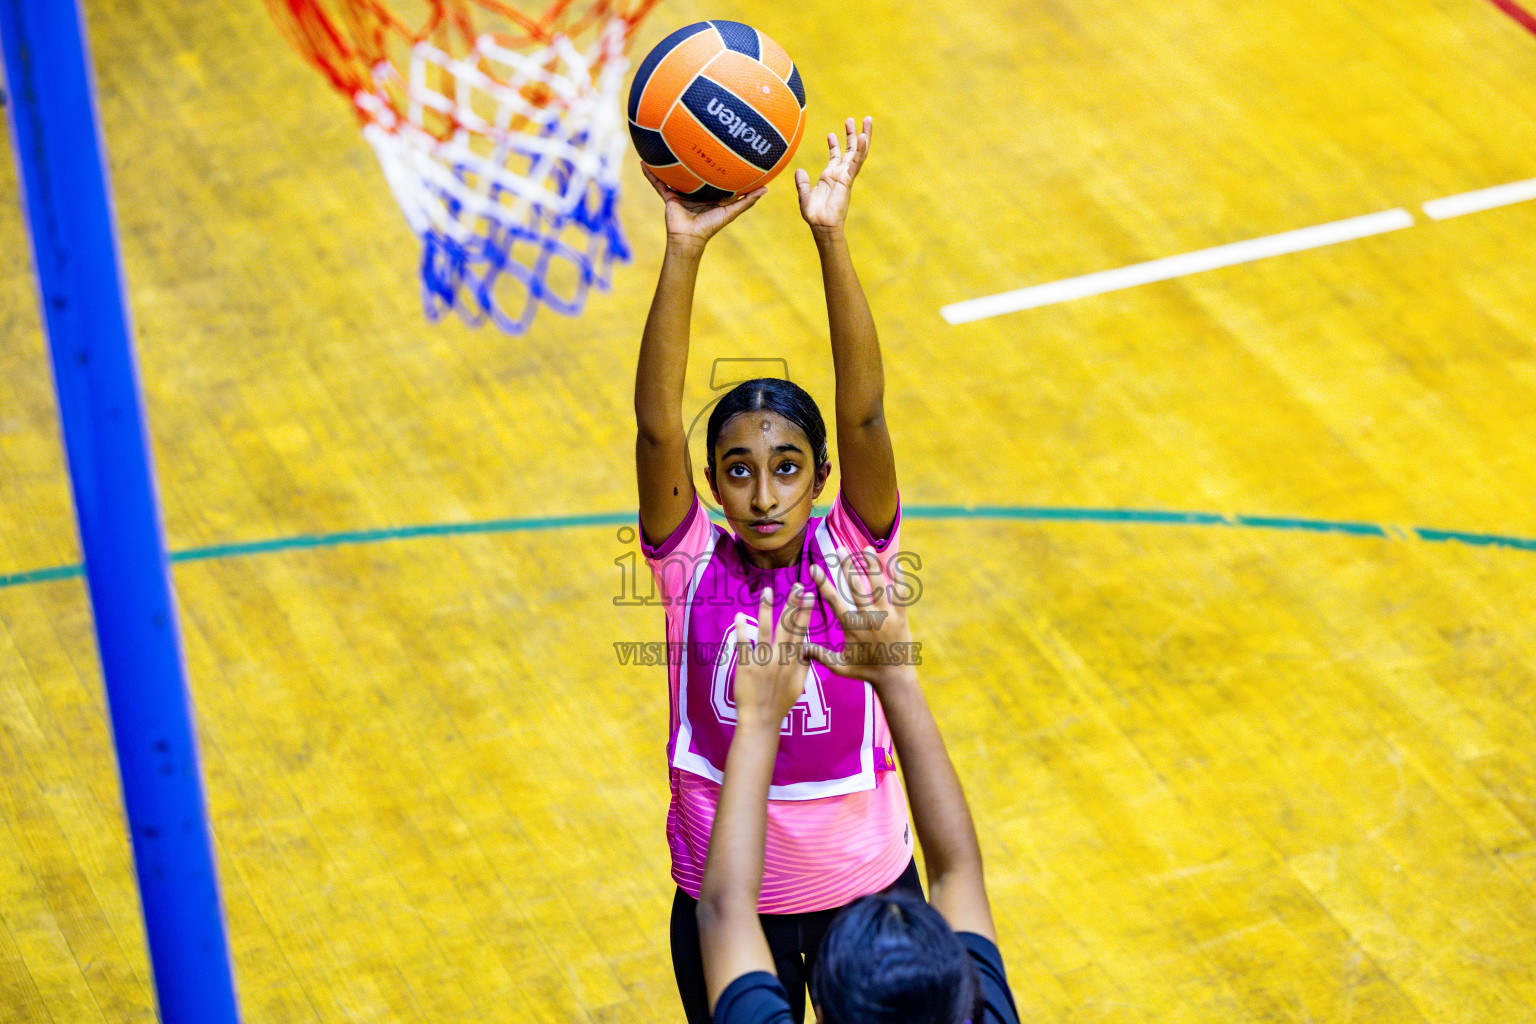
[796,117,897,540]
[635,170,765,545]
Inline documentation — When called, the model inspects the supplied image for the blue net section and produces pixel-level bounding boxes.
[354,23,634,335]
[417,127,632,334]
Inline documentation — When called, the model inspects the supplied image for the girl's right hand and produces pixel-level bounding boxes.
[805,546,919,691]
[643,166,766,253]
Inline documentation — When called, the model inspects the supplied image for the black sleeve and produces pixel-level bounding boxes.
[958,932,1022,1024]
[712,971,796,1024]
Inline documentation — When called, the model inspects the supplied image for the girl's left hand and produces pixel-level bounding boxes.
[731,585,813,727]
[795,116,873,232]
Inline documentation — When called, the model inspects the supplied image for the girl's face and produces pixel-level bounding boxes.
[706,410,830,567]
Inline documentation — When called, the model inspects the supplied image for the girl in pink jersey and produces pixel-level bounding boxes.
[634,116,917,1024]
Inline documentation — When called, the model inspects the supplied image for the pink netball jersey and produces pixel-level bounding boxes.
[642,491,914,914]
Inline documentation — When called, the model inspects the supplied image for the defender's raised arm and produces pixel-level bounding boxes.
[807,550,996,941]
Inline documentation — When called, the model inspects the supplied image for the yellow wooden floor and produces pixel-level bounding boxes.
[4,0,1536,1020]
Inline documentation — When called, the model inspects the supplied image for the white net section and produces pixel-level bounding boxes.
[353,18,631,333]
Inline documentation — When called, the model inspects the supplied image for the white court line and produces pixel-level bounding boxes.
[1422,177,1536,220]
[940,208,1415,324]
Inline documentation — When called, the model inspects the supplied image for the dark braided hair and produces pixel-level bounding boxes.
[811,891,982,1024]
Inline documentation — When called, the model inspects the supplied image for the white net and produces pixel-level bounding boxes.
[353,18,632,333]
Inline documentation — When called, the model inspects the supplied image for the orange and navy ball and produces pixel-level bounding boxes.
[627,20,806,202]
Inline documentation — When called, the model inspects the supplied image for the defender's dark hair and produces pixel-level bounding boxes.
[811,891,981,1024]
[705,378,829,476]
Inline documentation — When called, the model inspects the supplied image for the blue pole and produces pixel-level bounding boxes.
[0,3,241,1021]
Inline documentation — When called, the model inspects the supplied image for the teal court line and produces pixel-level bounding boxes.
[4,506,1535,591]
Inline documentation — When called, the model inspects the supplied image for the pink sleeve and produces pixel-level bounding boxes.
[642,495,717,609]
[826,491,907,592]
[827,490,901,552]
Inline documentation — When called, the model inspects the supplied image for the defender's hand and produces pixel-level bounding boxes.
[805,546,918,689]
[795,117,873,232]
[731,585,814,728]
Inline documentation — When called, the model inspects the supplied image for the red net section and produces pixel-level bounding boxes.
[268,0,658,136]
